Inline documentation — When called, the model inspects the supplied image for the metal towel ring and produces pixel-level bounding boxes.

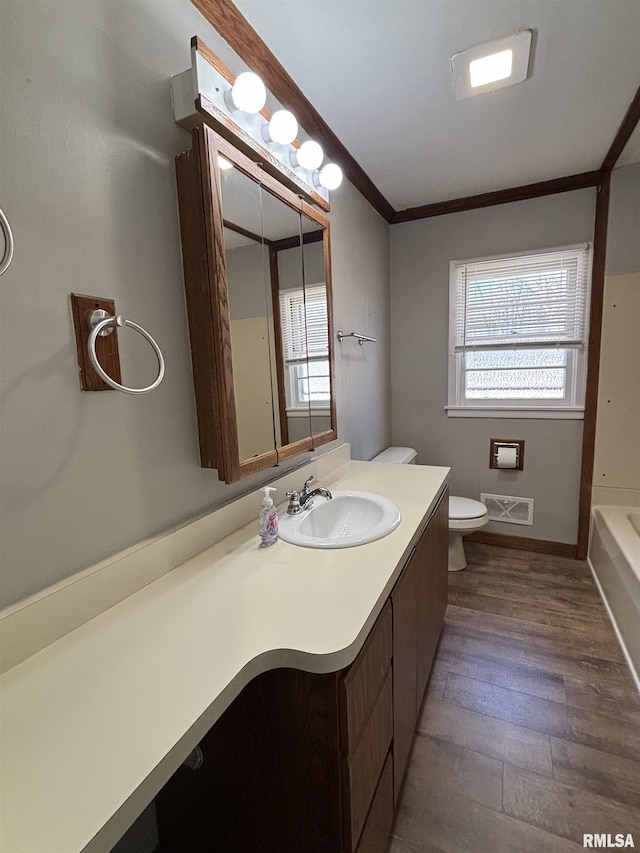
[0,208,14,276]
[88,310,165,395]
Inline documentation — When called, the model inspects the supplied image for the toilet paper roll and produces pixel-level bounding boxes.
[496,446,518,468]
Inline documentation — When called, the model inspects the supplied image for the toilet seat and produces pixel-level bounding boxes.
[449,496,489,531]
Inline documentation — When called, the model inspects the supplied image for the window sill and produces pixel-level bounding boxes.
[445,406,585,420]
[286,408,331,418]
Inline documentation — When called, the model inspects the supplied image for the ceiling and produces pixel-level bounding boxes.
[232,0,640,212]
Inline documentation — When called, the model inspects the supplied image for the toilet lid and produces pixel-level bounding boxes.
[371,447,417,464]
[449,496,487,520]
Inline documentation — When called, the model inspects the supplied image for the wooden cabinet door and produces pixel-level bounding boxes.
[415,487,449,715]
[391,548,418,802]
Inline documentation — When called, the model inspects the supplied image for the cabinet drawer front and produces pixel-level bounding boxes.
[356,752,394,853]
[345,671,393,850]
[341,602,392,753]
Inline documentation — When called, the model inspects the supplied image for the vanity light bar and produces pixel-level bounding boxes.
[171,40,343,200]
[222,71,343,189]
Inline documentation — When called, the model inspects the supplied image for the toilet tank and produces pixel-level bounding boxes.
[371,447,417,465]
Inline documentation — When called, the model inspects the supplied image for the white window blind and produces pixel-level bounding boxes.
[280,284,328,362]
[453,245,590,353]
[280,284,330,410]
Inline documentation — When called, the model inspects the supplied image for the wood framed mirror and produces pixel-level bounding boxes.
[175,124,336,483]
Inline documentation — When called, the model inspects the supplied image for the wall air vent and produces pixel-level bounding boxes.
[481,493,534,526]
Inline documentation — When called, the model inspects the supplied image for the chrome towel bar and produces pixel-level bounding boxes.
[337,330,376,346]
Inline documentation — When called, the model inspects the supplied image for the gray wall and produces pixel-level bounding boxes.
[606,163,640,275]
[390,189,596,544]
[226,242,269,319]
[332,179,392,461]
[0,0,391,608]
[278,241,325,290]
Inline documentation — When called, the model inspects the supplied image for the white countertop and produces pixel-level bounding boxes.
[0,459,449,853]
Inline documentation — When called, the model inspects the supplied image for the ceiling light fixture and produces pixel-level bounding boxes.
[451,30,532,100]
[262,109,298,145]
[224,71,266,114]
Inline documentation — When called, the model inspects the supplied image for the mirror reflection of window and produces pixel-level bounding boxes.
[280,284,330,409]
[272,225,331,444]
[300,212,332,440]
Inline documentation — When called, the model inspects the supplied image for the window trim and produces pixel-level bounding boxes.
[285,407,331,418]
[447,243,591,419]
[444,406,586,419]
[284,355,331,412]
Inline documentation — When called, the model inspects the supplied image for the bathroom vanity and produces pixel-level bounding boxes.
[0,448,449,853]
[155,484,448,852]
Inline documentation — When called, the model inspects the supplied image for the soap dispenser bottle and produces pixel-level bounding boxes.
[258,486,278,547]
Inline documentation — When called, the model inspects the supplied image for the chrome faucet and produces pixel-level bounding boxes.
[286,475,333,515]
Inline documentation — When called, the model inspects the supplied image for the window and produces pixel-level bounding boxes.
[448,244,591,418]
[279,284,330,412]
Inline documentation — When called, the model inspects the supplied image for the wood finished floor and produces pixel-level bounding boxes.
[387,541,640,853]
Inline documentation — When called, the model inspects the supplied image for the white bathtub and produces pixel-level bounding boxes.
[589,506,640,692]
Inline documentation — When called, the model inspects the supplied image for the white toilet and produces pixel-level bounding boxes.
[447,496,489,571]
[370,446,418,465]
[371,447,489,572]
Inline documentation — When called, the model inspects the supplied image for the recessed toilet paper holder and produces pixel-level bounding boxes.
[489,438,525,470]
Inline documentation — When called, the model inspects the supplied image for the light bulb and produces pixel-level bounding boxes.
[262,110,298,145]
[292,140,323,171]
[217,156,233,171]
[225,72,266,114]
[469,49,513,88]
[318,163,343,190]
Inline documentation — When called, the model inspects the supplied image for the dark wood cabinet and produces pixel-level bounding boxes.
[156,487,448,853]
[391,547,418,802]
[391,486,449,802]
[416,488,449,715]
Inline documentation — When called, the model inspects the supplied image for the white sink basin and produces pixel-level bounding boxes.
[278,490,402,549]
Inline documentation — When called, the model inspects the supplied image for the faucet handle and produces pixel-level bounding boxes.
[303,475,316,491]
[286,489,302,515]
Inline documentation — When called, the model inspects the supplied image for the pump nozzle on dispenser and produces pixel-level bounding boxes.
[261,486,277,506]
